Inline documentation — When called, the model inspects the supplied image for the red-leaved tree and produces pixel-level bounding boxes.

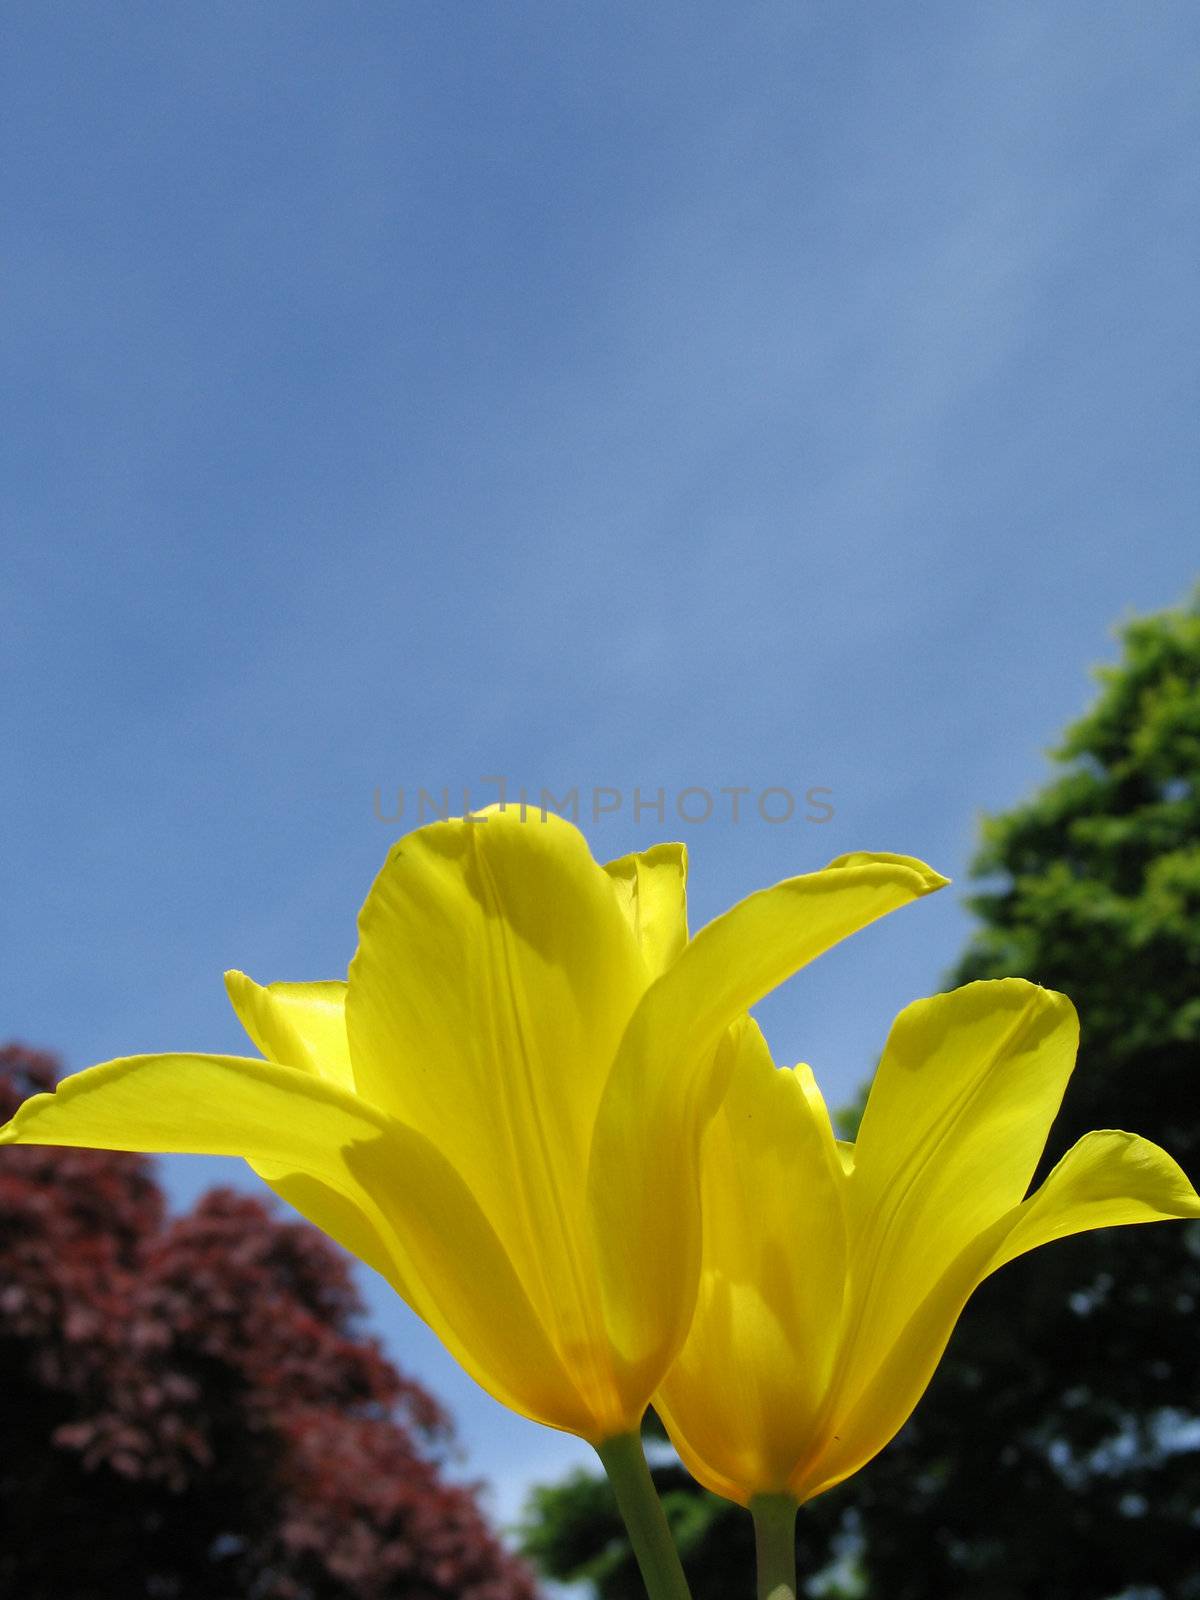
[0,1043,538,1600]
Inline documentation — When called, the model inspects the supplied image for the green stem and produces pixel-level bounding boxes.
[751,1493,798,1600]
[596,1432,694,1600]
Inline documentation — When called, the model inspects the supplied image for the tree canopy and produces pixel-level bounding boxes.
[0,1044,535,1600]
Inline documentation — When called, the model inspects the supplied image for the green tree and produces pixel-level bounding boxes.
[856,595,1200,1600]
[517,1417,844,1600]
[519,594,1200,1600]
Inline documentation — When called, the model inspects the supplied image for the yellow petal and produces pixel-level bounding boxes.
[253,1161,410,1285]
[588,851,948,1405]
[225,971,354,1091]
[841,980,1078,1381]
[604,842,689,978]
[0,1050,420,1303]
[345,806,648,1432]
[339,1122,599,1435]
[796,1061,846,1182]
[990,1128,1200,1268]
[0,1050,383,1169]
[655,1022,848,1504]
[0,1052,593,1433]
[795,1128,1199,1503]
[221,974,397,1278]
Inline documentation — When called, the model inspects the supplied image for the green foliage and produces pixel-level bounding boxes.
[856,593,1200,1600]
[516,1424,854,1600]
[517,1449,740,1600]
[519,592,1200,1600]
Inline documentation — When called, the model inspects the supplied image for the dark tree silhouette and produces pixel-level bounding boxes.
[0,1043,537,1600]
[853,597,1200,1600]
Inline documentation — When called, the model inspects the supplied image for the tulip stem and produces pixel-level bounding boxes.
[596,1432,694,1600]
[750,1494,798,1600]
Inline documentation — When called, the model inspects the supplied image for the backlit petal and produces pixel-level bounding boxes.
[0,1050,383,1169]
[253,1161,411,1286]
[346,806,648,1432]
[794,1130,1199,1503]
[339,1125,598,1435]
[222,974,401,1284]
[0,1053,592,1432]
[0,1050,421,1304]
[989,1128,1200,1269]
[225,971,354,1091]
[841,980,1077,1381]
[603,843,689,978]
[655,1022,848,1504]
[588,851,947,1406]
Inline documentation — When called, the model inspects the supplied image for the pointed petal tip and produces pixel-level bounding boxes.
[1082,1128,1200,1216]
[0,1074,76,1144]
[824,851,950,895]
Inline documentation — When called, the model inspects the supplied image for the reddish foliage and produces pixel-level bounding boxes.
[0,1043,538,1600]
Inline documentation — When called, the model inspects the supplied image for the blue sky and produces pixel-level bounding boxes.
[4,0,1198,1534]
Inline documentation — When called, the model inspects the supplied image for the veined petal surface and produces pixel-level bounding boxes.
[990,1128,1200,1268]
[589,851,947,1402]
[838,981,1078,1401]
[645,977,1198,1509]
[222,973,399,1291]
[0,1049,419,1304]
[655,1021,848,1504]
[0,1051,594,1433]
[0,1050,383,1170]
[346,807,649,1433]
[798,1127,1200,1501]
[604,842,689,977]
[0,828,960,1448]
[225,971,354,1090]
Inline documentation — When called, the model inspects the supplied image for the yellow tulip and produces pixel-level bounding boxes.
[0,809,946,1447]
[655,979,1200,1511]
